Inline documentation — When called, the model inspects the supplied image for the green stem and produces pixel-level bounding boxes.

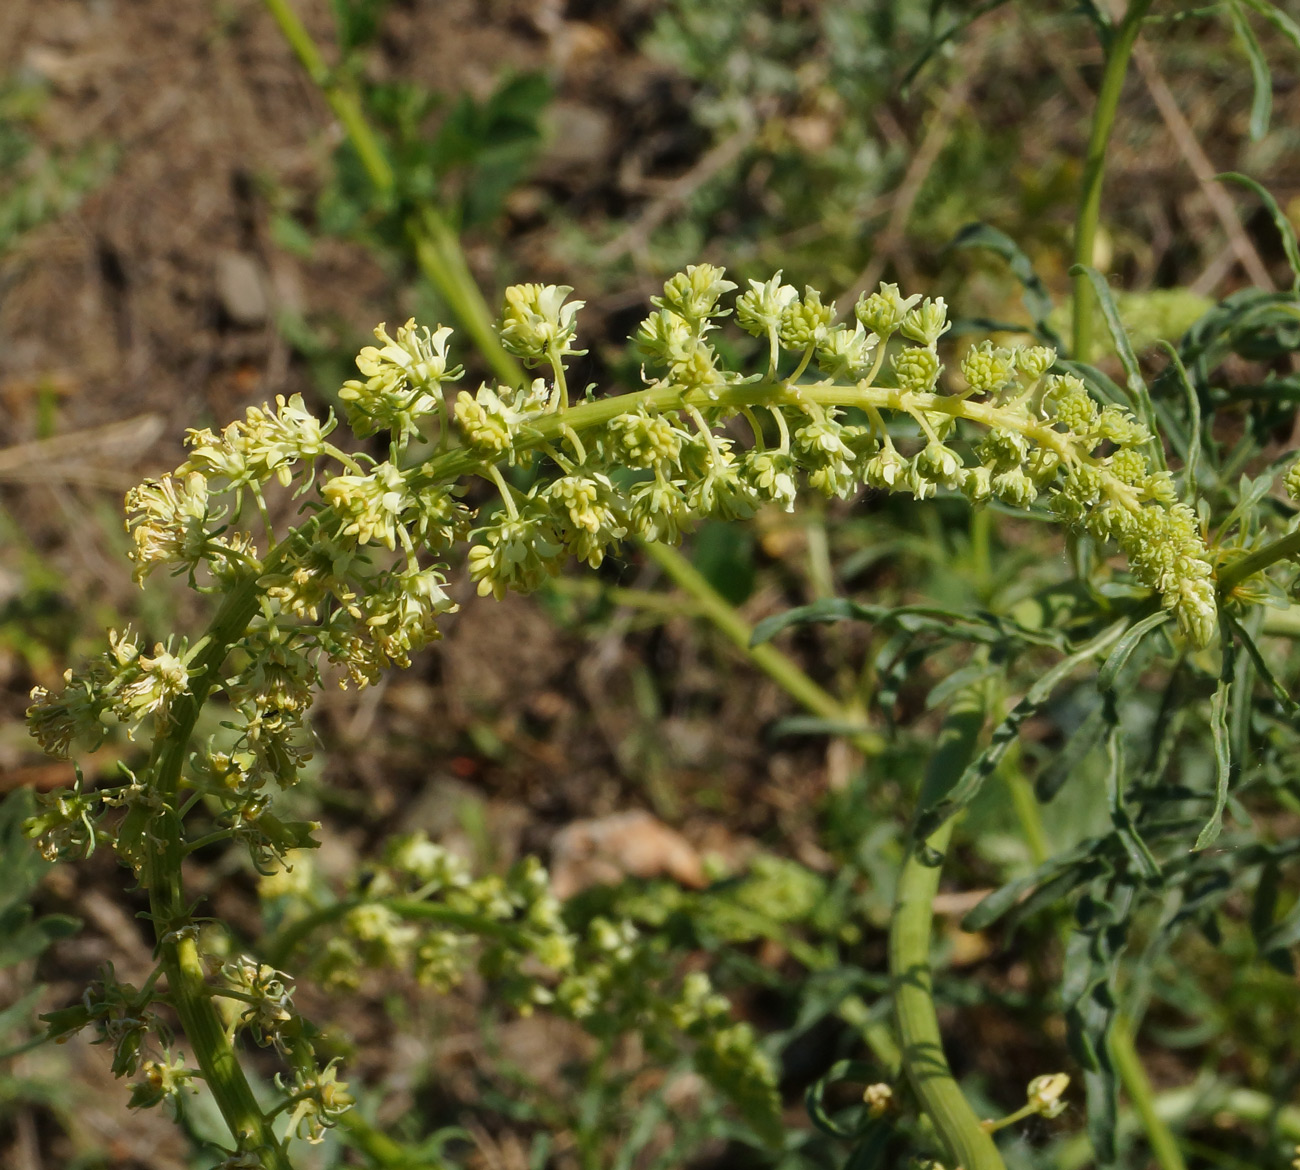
[639,541,883,757]
[889,688,1005,1170]
[1110,1016,1188,1170]
[260,0,524,390]
[411,210,525,389]
[260,0,393,193]
[142,574,291,1170]
[336,1111,421,1168]
[1218,528,1300,594]
[1072,0,1155,361]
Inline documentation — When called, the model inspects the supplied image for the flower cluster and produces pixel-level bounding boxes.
[32,270,1223,821]
[27,265,1234,1154]
[127,1054,197,1110]
[41,966,171,1079]
[219,956,296,1049]
[340,320,462,442]
[276,1059,354,1145]
[27,629,196,760]
[261,831,780,1144]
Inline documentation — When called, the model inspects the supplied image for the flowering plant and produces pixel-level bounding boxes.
[22,248,1300,1168]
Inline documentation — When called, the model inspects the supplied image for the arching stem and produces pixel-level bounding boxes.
[1072,0,1155,361]
[889,687,1006,1170]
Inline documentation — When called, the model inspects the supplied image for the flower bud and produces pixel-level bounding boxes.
[778,287,834,351]
[1286,459,1300,503]
[1016,345,1057,380]
[892,347,942,393]
[816,322,879,381]
[916,440,963,487]
[961,341,1016,397]
[1027,1072,1070,1119]
[863,443,908,490]
[863,1082,894,1118]
[993,467,1038,507]
[855,282,920,338]
[961,464,993,503]
[654,263,737,324]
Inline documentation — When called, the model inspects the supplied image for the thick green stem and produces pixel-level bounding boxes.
[259,0,393,193]
[411,210,525,388]
[1219,528,1300,595]
[889,688,1005,1170]
[141,577,291,1169]
[1072,0,1155,361]
[639,541,883,757]
[1110,1017,1188,1170]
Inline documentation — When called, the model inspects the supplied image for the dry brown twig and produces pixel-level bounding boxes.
[834,26,993,319]
[596,123,758,266]
[0,413,165,487]
[1131,42,1275,294]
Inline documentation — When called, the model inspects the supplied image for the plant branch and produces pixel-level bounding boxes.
[1218,528,1300,594]
[262,897,524,970]
[260,0,524,389]
[639,541,884,757]
[142,574,290,1170]
[1072,0,1155,361]
[889,686,1005,1170]
[1110,1016,1188,1170]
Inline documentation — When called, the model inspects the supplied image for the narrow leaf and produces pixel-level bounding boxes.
[768,715,876,740]
[1228,0,1273,140]
[750,598,1058,648]
[1216,469,1279,542]
[1195,673,1235,849]
[1103,718,1160,882]
[900,0,1012,91]
[1070,265,1162,457]
[805,1059,880,1139]
[962,840,1098,931]
[1036,702,1108,802]
[1156,341,1202,503]
[915,621,1128,834]
[1097,611,1169,695]
[950,222,1064,347]
[926,661,1002,710]
[1239,0,1300,52]
[1219,171,1300,289]
[1228,612,1298,711]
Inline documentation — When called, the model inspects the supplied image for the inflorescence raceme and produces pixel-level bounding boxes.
[23,267,1221,1150]
[30,269,1217,778]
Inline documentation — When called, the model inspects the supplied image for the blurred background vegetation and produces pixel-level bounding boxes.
[2,0,1300,1167]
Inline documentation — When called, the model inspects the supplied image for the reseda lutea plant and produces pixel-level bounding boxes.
[25,266,1221,1167]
